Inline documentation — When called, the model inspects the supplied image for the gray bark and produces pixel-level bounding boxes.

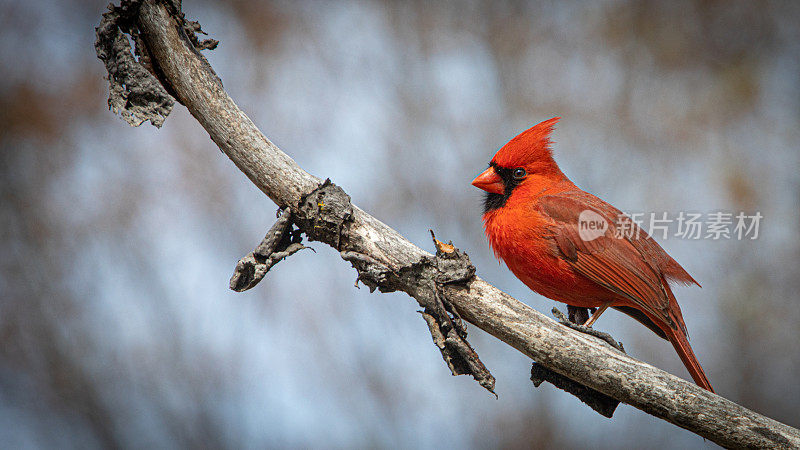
[96,1,800,448]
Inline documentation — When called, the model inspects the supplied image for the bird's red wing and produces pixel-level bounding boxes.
[537,193,678,331]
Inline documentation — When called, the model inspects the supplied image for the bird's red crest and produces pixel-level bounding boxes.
[491,117,560,169]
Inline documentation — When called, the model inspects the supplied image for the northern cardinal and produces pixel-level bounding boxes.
[472,117,713,392]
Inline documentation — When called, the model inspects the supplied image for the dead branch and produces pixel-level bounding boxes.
[94,1,800,447]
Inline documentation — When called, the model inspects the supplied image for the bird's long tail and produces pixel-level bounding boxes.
[666,327,714,392]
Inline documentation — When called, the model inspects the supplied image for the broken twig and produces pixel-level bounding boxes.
[229,208,311,292]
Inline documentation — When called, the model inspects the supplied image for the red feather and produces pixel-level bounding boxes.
[474,118,713,392]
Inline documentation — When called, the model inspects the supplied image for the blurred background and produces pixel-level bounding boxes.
[1,0,799,448]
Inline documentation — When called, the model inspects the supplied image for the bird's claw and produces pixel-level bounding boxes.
[552,307,625,353]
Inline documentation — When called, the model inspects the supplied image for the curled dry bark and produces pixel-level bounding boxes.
[95,1,174,127]
[94,1,800,448]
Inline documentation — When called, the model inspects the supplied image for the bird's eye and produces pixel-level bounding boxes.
[513,168,527,180]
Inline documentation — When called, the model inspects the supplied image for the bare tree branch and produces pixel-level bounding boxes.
[95,0,800,447]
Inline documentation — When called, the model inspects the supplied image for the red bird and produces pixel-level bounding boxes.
[472,117,713,392]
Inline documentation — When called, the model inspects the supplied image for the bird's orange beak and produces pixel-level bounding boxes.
[471,166,504,195]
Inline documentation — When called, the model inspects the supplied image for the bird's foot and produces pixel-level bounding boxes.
[567,305,590,324]
[552,307,625,353]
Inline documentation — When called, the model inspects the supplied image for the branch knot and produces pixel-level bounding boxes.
[294,179,353,250]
